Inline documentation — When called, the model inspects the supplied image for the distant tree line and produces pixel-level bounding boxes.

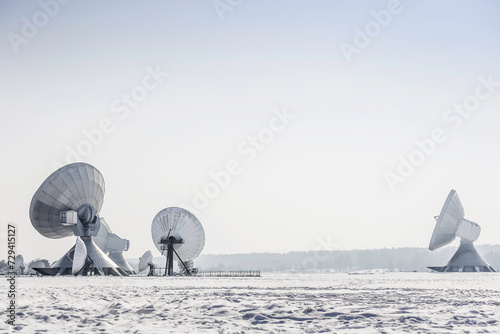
[3,246,499,274]
[193,245,500,273]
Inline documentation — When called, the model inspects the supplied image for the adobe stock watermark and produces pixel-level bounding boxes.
[51,65,168,170]
[7,0,71,54]
[340,0,404,63]
[6,224,17,326]
[385,75,500,191]
[182,107,296,214]
[213,0,244,21]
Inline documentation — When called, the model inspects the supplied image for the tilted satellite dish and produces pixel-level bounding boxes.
[14,255,25,275]
[428,189,495,272]
[27,259,48,275]
[151,207,205,276]
[178,260,197,275]
[72,237,87,275]
[94,218,136,274]
[29,163,126,276]
[139,250,155,276]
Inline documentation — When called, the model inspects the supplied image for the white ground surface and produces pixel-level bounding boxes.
[1,273,499,333]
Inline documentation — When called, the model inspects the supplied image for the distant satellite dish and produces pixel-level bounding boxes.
[178,260,193,270]
[14,255,25,274]
[139,250,153,272]
[151,207,205,276]
[28,259,48,275]
[428,189,495,272]
[178,260,198,275]
[29,259,47,268]
[139,250,155,276]
[72,237,87,275]
[29,163,126,276]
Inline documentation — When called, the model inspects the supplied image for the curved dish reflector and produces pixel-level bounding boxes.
[151,207,205,262]
[29,163,105,239]
[139,250,153,272]
[72,237,87,275]
[14,255,25,272]
[429,189,464,250]
[30,259,47,268]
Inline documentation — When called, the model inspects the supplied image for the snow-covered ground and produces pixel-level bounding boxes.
[2,273,499,333]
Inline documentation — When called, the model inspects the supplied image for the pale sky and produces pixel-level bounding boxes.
[1,0,500,262]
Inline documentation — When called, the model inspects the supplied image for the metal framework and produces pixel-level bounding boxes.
[160,235,192,276]
[151,207,205,277]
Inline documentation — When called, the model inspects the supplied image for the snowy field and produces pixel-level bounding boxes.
[2,273,499,333]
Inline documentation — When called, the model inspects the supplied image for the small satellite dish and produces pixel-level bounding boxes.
[428,189,495,272]
[72,237,87,275]
[151,207,205,276]
[28,259,48,275]
[178,260,198,275]
[14,255,25,274]
[138,250,153,272]
[29,163,126,276]
[139,250,155,276]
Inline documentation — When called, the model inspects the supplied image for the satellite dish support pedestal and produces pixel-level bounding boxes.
[161,236,190,276]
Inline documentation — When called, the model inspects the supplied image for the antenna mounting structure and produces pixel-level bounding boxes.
[29,163,127,276]
[151,207,205,276]
[428,189,495,272]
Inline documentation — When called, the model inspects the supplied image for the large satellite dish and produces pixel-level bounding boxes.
[29,163,127,276]
[428,189,495,272]
[151,207,205,276]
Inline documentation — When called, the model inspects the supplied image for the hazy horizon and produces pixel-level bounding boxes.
[1,1,500,261]
[13,243,500,265]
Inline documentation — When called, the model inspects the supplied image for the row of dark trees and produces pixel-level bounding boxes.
[194,245,500,272]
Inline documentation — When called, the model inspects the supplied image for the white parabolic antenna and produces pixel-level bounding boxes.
[29,163,126,276]
[139,250,154,274]
[151,207,205,276]
[72,237,87,275]
[14,255,25,274]
[428,189,495,272]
